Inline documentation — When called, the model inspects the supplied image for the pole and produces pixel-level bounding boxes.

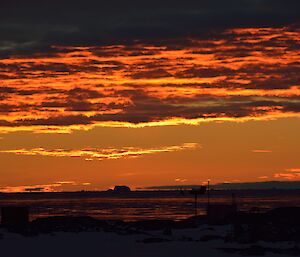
[194,193,198,216]
[207,180,210,207]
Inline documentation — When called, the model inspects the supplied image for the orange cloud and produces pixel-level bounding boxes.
[0,26,300,133]
[252,150,273,153]
[273,168,300,180]
[258,176,269,179]
[0,143,200,161]
[273,173,300,180]
[0,181,77,193]
[285,168,300,173]
[174,178,188,183]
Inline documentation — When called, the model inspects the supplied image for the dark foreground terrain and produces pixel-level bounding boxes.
[0,207,299,257]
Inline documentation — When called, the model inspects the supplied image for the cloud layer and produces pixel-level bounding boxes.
[274,168,300,180]
[0,143,200,161]
[0,181,90,193]
[0,26,299,133]
[1,0,300,57]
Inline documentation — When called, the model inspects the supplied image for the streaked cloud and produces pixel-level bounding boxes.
[0,143,200,161]
[258,176,269,179]
[252,149,273,153]
[0,26,299,133]
[273,168,300,180]
[174,178,188,183]
[0,181,78,193]
[273,173,300,180]
[285,168,300,173]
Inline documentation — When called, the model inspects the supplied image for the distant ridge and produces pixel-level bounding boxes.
[146,181,300,190]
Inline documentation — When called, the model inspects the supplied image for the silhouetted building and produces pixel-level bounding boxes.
[1,206,29,227]
[113,186,131,194]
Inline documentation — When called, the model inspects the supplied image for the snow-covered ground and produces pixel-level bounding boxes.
[0,225,296,257]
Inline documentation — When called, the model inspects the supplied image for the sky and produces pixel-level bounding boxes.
[0,0,300,192]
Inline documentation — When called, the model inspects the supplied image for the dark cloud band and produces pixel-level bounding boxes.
[1,0,300,56]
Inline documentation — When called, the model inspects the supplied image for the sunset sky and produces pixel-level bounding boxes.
[1,1,300,192]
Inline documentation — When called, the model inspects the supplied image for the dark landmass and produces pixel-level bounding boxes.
[1,181,300,199]
[1,188,300,201]
[147,181,300,190]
